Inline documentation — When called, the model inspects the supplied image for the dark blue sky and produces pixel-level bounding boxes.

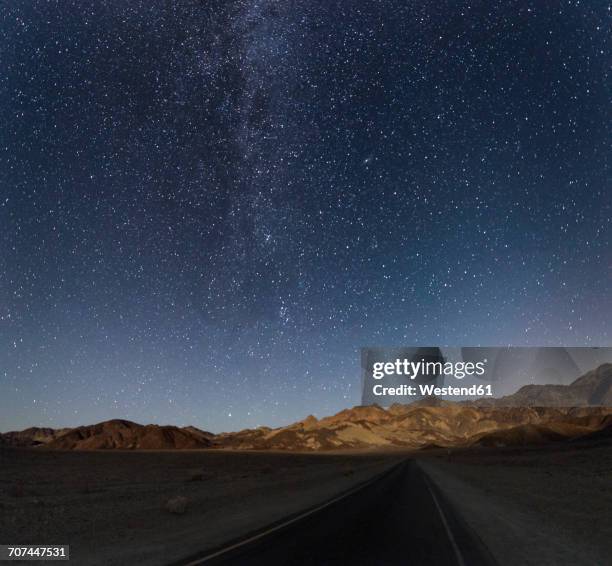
[1,1,610,432]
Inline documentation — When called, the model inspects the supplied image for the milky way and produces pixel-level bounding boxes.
[1,1,610,432]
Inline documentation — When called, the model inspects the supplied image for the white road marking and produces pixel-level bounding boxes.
[424,473,467,566]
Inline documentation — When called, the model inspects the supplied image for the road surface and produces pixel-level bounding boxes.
[174,459,496,566]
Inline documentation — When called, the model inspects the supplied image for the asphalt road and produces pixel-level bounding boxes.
[176,459,496,566]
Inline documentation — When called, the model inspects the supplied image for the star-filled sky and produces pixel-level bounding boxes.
[1,1,610,432]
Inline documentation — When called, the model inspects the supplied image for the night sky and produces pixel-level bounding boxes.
[1,1,610,432]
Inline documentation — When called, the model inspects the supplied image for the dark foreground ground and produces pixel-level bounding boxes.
[1,441,611,565]
[419,439,612,565]
[0,448,399,565]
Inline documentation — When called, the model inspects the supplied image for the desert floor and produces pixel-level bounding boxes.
[2,442,611,566]
[0,448,400,565]
[418,439,612,566]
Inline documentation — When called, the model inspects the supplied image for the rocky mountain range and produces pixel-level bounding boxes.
[0,426,72,448]
[42,420,213,450]
[474,362,612,407]
[3,364,612,451]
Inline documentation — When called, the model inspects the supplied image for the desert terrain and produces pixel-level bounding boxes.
[0,447,399,565]
[2,440,610,565]
[1,364,611,564]
[418,439,612,565]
